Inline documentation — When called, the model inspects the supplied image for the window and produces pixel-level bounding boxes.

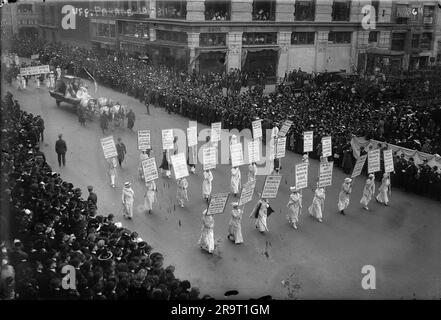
[420,33,432,51]
[156,30,188,44]
[368,31,379,43]
[328,31,351,44]
[95,22,116,38]
[295,0,315,21]
[411,34,420,49]
[423,6,434,24]
[205,0,230,21]
[395,5,409,24]
[200,33,227,46]
[371,0,379,22]
[242,32,277,45]
[49,6,55,25]
[252,0,276,21]
[391,32,406,51]
[332,0,350,21]
[291,32,315,45]
[156,1,187,19]
[18,4,33,13]
[119,22,149,39]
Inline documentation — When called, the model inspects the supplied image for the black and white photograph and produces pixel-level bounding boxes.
[1,0,440,310]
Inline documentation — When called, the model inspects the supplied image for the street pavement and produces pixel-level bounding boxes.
[3,79,441,300]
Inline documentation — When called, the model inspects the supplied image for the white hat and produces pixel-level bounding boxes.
[289,186,297,192]
[124,182,131,187]
[368,174,375,179]
[231,202,239,207]
[344,178,352,183]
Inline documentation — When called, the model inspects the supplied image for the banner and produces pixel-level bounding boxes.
[211,122,222,142]
[208,193,229,215]
[142,157,159,182]
[170,153,189,179]
[248,139,260,164]
[321,136,332,157]
[383,149,394,173]
[31,54,39,60]
[351,155,367,178]
[276,137,286,159]
[368,149,381,173]
[252,120,262,139]
[261,175,282,199]
[318,162,333,187]
[230,143,244,167]
[203,146,217,170]
[239,180,256,206]
[187,126,198,147]
[303,131,313,153]
[137,130,151,150]
[295,163,309,190]
[20,65,50,76]
[162,129,174,150]
[100,136,117,159]
[278,120,293,137]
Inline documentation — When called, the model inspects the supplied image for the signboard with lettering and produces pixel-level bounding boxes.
[295,163,309,190]
[20,65,50,76]
[137,130,151,150]
[208,193,229,215]
[261,175,282,199]
[142,157,159,182]
[318,162,333,187]
[351,155,367,178]
[278,120,293,137]
[276,137,287,159]
[187,126,198,147]
[203,146,217,171]
[368,149,381,173]
[303,131,313,153]
[100,136,117,159]
[248,139,260,164]
[230,143,244,167]
[162,129,174,150]
[252,120,262,139]
[171,153,189,179]
[321,136,332,158]
[211,122,222,142]
[239,180,256,206]
[383,149,394,173]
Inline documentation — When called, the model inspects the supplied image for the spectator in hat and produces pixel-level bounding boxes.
[227,202,243,244]
[87,186,97,207]
[55,134,67,167]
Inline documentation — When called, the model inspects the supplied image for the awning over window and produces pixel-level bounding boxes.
[396,5,410,17]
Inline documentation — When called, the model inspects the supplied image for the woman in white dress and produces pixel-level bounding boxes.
[287,186,302,229]
[248,162,257,182]
[188,145,197,174]
[230,166,241,197]
[144,180,157,214]
[176,178,189,208]
[251,199,270,233]
[122,182,134,219]
[138,149,150,180]
[360,174,376,210]
[198,209,215,254]
[107,157,117,188]
[227,202,243,244]
[376,172,391,206]
[202,169,213,202]
[338,178,352,215]
[308,184,325,222]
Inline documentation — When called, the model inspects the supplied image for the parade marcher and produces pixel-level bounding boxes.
[376,172,391,206]
[159,150,171,178]
[338,178,352,215]
[251,198,273,234]
[360,174,376,210]
[107,157,117,188]
[176,177,189,208]
[198,209,215,254]
[138,149,150,179]
[188,144,197,174]
[202,169,213,202]
[227,202,243,244]
[302,153,309,166]
[308,183,325,223]
[116,137,127,167]
[122,182,134,219]
[99,112,109,134]
[55,134,67,167]
[126,109,136,131]
[230,166,241,197]
[287,186,302,229]
[87,186,98,207]
[248,162,257,182]
[144,180,157,214]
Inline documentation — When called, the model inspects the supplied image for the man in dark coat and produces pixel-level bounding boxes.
[126,109,135,131]
[87,185,98,207]
[55,134,67,167]
[116,137,127,167]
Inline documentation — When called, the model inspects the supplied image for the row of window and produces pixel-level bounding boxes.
[18,20,37,25]
[395,4,436,25]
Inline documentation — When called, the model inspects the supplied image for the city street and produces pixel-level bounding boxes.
[4,80,441,300]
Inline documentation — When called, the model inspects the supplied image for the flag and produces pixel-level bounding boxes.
[83,67,98,93]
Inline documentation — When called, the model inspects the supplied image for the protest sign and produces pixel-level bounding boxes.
[239,180,256,206]
[278,120,293,137]
[318,162,333,187]
[137,130,151,150]
[321,136,332,157]
[171,153,189,179]
[231,143,244,167]
[20,65,50,76]
[261,175,282,199]
[203,147,217,170]
[208,193,229,215]
[276,137,286,159]
[351,155,367,178]
[303,131,313,153]
[100,136,117,159]
[187,126,197,147]
[162,129,174,150]
[383,149,394,173]
[252,120,262,139]
[368,149,381,173]
[142,158,159,182]
[295,163,309,189]
[211,122,221,142]
[248,139,260,164]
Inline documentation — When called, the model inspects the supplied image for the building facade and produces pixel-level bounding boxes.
[35,0,441,77]
[1,1,39,39]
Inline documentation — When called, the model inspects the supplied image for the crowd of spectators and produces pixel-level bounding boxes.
[5,37,441,200]
[0,93,204,299]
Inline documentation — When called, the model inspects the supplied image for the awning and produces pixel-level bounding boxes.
[396,5,410,18]
[366,47,404,56]
[196,47,227,53]
[242,46,280,53]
